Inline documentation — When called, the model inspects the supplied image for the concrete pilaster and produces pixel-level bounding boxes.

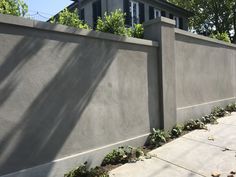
[144,17,177,130]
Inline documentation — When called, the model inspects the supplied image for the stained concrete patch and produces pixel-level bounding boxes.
[110,157,202,177]
[150,138,236,177]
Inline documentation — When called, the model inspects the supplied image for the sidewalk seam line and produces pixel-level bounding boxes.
[153,156,207,177]
[181,137,236,152]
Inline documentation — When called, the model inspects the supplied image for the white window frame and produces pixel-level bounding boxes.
[154,9,161,18]
[174,16,179,28]
[130,0,139,27]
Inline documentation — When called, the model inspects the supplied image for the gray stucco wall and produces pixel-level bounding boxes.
[2,14,236,177]
[0,15,160,176]
[175,29,236,123]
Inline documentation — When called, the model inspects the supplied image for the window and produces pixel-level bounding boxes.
[179,17,183,29]
[161,11,166,17]
[174,16,179,28]
[154,9,161,18]
[149,6,160,20]
[92,0,101,28]
[130,0,139,27]
[169,13,173,19]
[80,8,85,21]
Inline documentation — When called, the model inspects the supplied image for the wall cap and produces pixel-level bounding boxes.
[143,17,176,27]
[175,28,236,49]
[0,14,159,47]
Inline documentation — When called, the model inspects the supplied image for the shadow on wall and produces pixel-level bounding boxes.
[0,23,119,176]
[0,23,160,176]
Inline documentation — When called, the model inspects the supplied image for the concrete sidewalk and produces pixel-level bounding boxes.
[110,113,236,177]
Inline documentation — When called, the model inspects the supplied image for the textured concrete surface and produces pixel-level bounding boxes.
[1,14,236,177]
[175,29,236,123]
[0,15,159,176]
[110,158,203,177]
[144,17,177,130]
[110,113,236,177]
[1,134,150,177]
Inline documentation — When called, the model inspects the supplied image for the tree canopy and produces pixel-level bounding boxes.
[168,0,236,43]
[0,0,28,17]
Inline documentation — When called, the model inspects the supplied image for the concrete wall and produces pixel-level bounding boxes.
[0,15,160,177]
[144,18,177,130]
[144,18,236,127]
[175,29,236,123]
[1,14,236,177]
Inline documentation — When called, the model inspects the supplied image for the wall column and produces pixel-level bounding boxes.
[144,17,176,130]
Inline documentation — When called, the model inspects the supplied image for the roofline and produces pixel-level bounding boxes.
[72,0,194,17]
[153,0,194,17]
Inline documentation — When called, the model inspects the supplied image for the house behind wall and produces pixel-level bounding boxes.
[66,0,192,30]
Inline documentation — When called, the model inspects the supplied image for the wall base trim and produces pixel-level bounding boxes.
[1,133,150,177]
[177,97,236,123]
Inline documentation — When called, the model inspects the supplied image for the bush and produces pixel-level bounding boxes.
[96,9,144,38]
[184,119,206,131]
[101,146,144,166]
[148,128,170,147]
[64,164,109,177]
[210,32,231,43]
[88,167,109,177]
[225,103,236,113]
[50,8,90,30]
[171,124,183,138]
[131,24,144,38]
[96,9,128,36]
[201,114,218,124]
[211,106,228,118]
[0,0,28,16]
[65,164,88,177]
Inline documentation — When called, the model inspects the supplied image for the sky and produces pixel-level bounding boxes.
[24,0,73,21]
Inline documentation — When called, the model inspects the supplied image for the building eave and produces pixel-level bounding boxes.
[152,0,194,17]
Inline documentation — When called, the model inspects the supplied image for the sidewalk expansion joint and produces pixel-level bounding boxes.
[181,137,236,152]
[153,156,207,177]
